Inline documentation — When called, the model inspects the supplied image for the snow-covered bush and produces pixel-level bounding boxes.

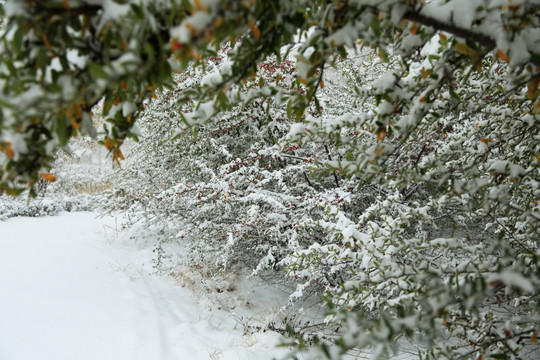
[103,51,357,273]
[281,16,540,360]
[1,1,540,359]
[0,193,93,220]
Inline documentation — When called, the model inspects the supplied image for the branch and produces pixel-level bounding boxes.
[404,8,540,66]
[404,10,495,49]
[324,144,340,188]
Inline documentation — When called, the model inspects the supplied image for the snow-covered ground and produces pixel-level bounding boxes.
[0,212,290,360]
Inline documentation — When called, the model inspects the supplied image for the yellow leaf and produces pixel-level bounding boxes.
[40,173,57,182]
[455,43,477,56]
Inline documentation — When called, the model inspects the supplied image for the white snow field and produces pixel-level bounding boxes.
[0,212,289,360]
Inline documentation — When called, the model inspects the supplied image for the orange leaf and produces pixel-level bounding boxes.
[41,33,52,51]
[81,16,88,37]
[248,18,261,40]
[502,3,522,10]
[4,142,14,159]
[534,100,540,114]
[480,138,492,143]
[375,147,384,157]
[497,49,510,62]
[193,0,206,11]
[419,96,427,102]
[527,77,539,100]
[213,17,223,27]
[410,22,418,35]
[70,117,81,130]
[62,0,70,10]
[439,33,447,41]
[186,22,197,37]
[40,173,57,182]
[376,128,386,142]
[104,136,114,150]
[532,332,538,344]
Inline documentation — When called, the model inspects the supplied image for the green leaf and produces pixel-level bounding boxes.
[370,16,381,37]
[13,27,23,53]
[55,115,69,146]
[286,100,293,119]
[4,59,16,75]
[37,48,48,73]
[0,97,14,109]
[88,63,108,79]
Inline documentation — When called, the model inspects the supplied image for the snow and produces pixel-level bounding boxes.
[170,12,213,43]
[0,212,289,360]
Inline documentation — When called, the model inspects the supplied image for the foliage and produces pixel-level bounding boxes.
[1,0,540,359]
[0,193,93,220]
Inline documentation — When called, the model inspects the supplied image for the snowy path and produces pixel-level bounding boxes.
[0,212,286,360]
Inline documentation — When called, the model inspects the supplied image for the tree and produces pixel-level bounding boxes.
[1,1,540,359]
